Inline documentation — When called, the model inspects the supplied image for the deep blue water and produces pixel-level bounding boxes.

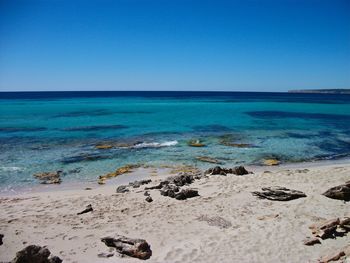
[1,91,350,191]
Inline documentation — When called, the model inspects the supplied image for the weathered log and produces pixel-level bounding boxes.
[101,235,152,260]
[252,186,306,201]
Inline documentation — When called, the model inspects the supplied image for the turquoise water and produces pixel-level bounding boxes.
[1,91,350,191]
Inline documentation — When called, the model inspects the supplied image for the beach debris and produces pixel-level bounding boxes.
[263,159,280,166]
[0,234,3,246]
[77,204,93,215]
[205,166,250,176]
[308,217,350,240]
[97,252,114,258]
[187,139,205,147]
[116,185,130,193]
[195,156,223,164]
[98,164,140,184]
[101,235,152,260]
[252,186,306,201]
[33,171,62,184]
[145,196,153,202]
[197,215,232,229]
[322,181,350,201]
[303,237,321,246]
[318,244,350,263]
[95,144,114,149]
[129,179,152,188]
[11,245,62,263]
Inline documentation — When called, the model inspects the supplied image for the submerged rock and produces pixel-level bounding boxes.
[252,186,306,201]
[322,181,350,201]
[98,164,140,185]
[33,171,62,184]
[195,156,222,164]
[11,245,62,263]
[263,159,280,166]
[101,235,152,260]
[95,144,114,150]
[187,139,205,147]
[77,204,93,215]
[205,166,249,176]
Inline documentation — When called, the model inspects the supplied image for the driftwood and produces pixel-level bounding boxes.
[303,237,321,246]
[319,245,350,263]
[11,245,62,263]
[252,186,306,201]
[322,181,350,201]
[77,204,93,215]
[101,235,152,260]
[308,217,350,240]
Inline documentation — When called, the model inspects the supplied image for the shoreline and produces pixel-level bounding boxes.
[0,159,349,262]
[1,157,350,197]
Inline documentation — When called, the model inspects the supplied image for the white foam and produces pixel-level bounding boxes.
[0,166,24,172]
[132,140,178,149]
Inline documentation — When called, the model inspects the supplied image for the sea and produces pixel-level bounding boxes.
[1,91,350,192]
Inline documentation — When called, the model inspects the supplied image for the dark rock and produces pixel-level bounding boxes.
[33,171,62,184]
[252,186,306,201]
[101,235,152,260]
[0,234,3,246]
[144,191,150,196]
[129,179,152,188]
[145,181,169,190]
[175,189,199,200]
[322,181,350,201]
[170,174,194,186]
[77,204,93,215]
[11,245,62,263]
[205,166,249,176]
[145,196,153,203]
[97,252,114,258]
[116,185,129,193]
[303,237,321,246]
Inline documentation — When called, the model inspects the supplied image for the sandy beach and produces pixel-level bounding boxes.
[0,161,349,263]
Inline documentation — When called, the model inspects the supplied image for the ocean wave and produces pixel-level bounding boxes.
[131,140,178,149]
[0,166,24,172]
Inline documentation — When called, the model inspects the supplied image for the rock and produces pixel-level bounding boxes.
[170,174,195,186]
[303,237,321,246]
[101,235,152,260]
[174,189,199,200]
[116,185,129,193]
[68,167,81,174]
[195,156,222,164]
[145,196,153,202]
[33,171,62,184]
[129,179,152,188]
[322,181,350,201]
[11,245,62,263]
[263,159,280,166]
[97,252,114,258]
[160,184,180,198]
[98,164,140,184]
[95,144,114,149]
[252,186,306,201]
[77,204,93,215]
[187,139,205,147]
[84,187,92,190]
[197,215,232,229]
[144,191,150,196]
[0,234,3,246]
[205,166,249,176]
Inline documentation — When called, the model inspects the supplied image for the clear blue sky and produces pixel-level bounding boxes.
[1,0,350,92]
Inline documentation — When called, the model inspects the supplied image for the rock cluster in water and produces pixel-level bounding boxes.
[98,164,141,185]
[33,171,62,184]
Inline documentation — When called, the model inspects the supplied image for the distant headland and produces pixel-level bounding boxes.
[288,89,350,94]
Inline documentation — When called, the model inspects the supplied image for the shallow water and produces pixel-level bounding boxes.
[1,91,350,191]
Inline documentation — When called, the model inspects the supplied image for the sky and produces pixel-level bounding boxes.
[0,0,350,92]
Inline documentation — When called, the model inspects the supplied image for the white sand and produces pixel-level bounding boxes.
[0,161,349,263]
